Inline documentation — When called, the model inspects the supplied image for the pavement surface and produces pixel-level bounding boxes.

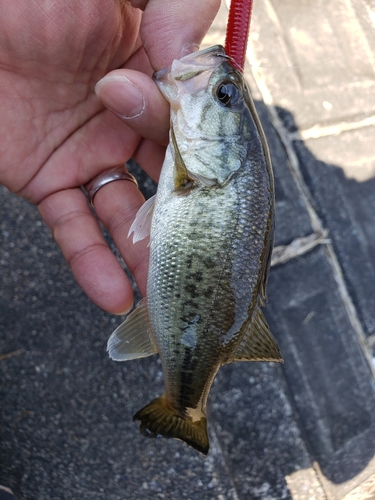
[1,1,375,499]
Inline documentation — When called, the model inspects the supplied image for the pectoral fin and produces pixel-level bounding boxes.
[171,124,195,191]
[128,195,156,244]
[227,308,283,364]
[107,298,157,361]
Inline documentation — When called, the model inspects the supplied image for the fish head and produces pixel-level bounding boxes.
[154,45,253,187]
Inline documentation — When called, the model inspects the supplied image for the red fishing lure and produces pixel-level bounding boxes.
[225,0,253,72]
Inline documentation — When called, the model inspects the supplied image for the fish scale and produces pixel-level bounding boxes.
[107,45,283,455]
[149,188,240,391]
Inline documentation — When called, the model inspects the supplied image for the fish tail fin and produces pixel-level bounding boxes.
[133,395,209,455]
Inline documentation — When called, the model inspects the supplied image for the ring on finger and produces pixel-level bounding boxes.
[84,165,138,208]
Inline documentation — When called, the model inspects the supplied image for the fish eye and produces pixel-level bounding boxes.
[215,81,240,107]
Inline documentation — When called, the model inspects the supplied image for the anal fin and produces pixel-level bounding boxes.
[228,308,283,364]
[107,298,157,361]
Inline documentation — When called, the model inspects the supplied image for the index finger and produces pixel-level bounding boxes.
[135,0,221,70]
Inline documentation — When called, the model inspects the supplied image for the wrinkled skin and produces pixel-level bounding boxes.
[0,0,220,314]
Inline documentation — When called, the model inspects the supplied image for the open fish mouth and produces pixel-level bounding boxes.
[153,45,232,101]
[154,45,230,82]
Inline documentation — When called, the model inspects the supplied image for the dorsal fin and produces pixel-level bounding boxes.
[107,298,158,361]
[226,308,283,364]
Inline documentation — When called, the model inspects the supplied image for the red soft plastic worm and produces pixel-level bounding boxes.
[225,0,253,73]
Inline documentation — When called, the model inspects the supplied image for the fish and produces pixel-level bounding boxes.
[107,45,282,455]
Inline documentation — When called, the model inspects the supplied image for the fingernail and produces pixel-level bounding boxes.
[95,76,145,119]
[113,304,133,316]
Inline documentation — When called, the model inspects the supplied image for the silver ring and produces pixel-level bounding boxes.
[85,166,138,207]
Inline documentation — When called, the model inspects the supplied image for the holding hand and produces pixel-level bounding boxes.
[0,0,220,314]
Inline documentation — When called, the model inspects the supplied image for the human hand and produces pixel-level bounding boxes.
[0,0,220,314]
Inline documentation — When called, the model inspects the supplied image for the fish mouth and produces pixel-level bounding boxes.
[153,45,231,100]
[153,45,229,82]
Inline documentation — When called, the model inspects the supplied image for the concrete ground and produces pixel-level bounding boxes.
[1,1,375,499]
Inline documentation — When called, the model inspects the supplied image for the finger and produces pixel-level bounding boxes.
[140,0,221,70]
[23,67,169,204]
[133,138,165,183]
[122,45,154,76]
[22,109,141,205]
[91,174,150,298]
[38,188,135,314]
[95,68,170,146]
[128,0,148,9]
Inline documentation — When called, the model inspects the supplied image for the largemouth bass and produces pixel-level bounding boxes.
[107,45,282,455]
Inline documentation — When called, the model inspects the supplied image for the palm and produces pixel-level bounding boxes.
[0,0,141,197]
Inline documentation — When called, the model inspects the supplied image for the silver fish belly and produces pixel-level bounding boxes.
[107,45,282,455]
